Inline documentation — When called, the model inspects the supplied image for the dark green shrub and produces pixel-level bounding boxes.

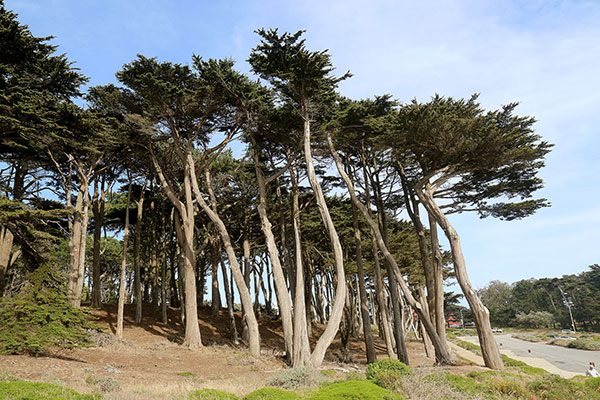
[189,388,238,399]
[307,380,403,400]
[243,387,300,400]
[0,381,100,399]
[0,264,98,355]
[366,359,411,389]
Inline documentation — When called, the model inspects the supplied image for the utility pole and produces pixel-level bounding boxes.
[558,286,576,333]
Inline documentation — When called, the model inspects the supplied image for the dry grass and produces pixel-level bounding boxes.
[398,367,486,400]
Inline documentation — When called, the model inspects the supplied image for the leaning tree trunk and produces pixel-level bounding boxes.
[328,133,451,365]
[116,178,132,338]
[302,112,347,368]
[428,213,447,345]
[415,180,503,369]
[189,160,260,357]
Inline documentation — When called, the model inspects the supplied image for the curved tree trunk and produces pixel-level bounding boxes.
[415,182,503,369]
[189,158,260,357]
[302,113,347,368]
[251,148,294,362]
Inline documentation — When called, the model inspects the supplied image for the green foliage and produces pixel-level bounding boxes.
[266,367,325,390]
[307,380,403,400]
[177,372,197,377]
[515,311,554,328]
[365,359,411,392]
[567,336,600,350]
[0,381,100,400]
[0,264,97,355]
[518,366,548,375]
[189,389,238,400]
[243,387,300,400]
[527,376,591,399]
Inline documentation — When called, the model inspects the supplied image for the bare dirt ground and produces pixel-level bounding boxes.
[0,304,484,398]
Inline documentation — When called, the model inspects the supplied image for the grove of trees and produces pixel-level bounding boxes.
[0,2,553,370]
[479,264,600,331]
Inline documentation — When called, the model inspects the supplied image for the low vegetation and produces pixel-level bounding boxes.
[0,381,100,400]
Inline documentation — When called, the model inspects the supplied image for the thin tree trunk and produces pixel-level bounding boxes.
[221,258,239,344]
[419,287,435,359]
[91,178,106,308]
[351,200,377,363]
[210,235,222,317]
[0,228,14,296]
[116,178,132,338]
[251,144,294,362]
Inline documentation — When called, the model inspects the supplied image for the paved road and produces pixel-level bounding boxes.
[461,334,599,374]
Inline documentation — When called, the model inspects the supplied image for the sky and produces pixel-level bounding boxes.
[6,0,600,292]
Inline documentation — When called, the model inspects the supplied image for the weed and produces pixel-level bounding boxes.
[243,387,300,399]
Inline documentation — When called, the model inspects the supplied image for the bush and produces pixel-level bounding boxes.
[567,336,600,350]
[0,381,100,399]
[366,359,411,389]
[515,311,554,328]
[266,367,325,390]
[189,388,238,399]
[0,264,98,355]
[243,387,300,400]
[307,380,403,400]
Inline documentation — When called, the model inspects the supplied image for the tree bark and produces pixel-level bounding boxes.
[415,179,502,369]
[116,178,132,338]
[302,112,346,368]
[221,257,239,344]
[350,200,377,363]
[189,160,260,357]
[251,142,294,362]
[290,165,312,367]
[134,179,147,324]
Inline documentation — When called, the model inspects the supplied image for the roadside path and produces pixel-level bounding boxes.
[458,334,599,378]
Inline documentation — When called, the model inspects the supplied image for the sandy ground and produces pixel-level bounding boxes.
[0,304,469,398]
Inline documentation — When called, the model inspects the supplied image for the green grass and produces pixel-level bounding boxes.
[177,372,197,377]
[243,387,300,400]
[189,388,238,399]
[0,381,101,400]
[307,380,403,400]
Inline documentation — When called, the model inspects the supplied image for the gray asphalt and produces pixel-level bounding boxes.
[461,334,599,374]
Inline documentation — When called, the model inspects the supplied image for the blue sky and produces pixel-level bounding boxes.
[7,0,600,291]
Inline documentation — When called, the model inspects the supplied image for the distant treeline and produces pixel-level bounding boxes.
[478,264,600,330]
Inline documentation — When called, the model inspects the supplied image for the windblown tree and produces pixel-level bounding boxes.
[0,2,87,295]
[249,29,351,367]
[388,94,553,369]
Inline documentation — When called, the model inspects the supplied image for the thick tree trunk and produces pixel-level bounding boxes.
[69,179,90,308]
[116,179,132,338]
[416,182,503,369]
[153,153,202,348]
[0,228,14,296]
[327,134,451,365]
[290,166,312,367]
[428,213,447,345]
